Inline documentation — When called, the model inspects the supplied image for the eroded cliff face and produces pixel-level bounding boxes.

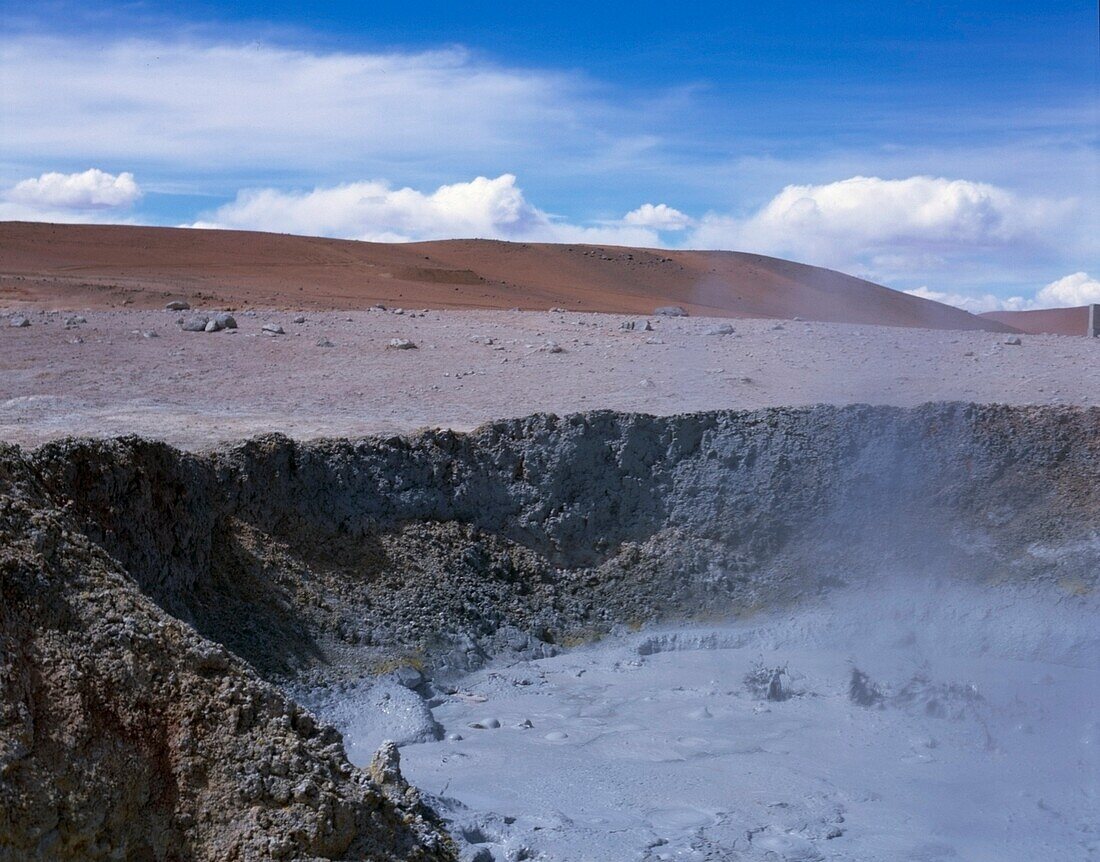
[0,449,453,862]
[2,404,1098,860]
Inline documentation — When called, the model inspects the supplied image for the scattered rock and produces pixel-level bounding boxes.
[315,338,335,348]
[654,306,687,317]
[849,667,886,707]
[1004,336,1023,346]
[213,312,237,330]
[705,323,735,336]
[165,300,190,311]
[204,319,220,333]
[262,324,285,335]
[745,663,794,702]
[388,338,418,350]
[181,315,209,332]
[539,341,564,353]
[141,330,159,339]
[64,315,87,327]
[391,665,424,690]
[9,315,31,328]
[293,315,306,324]
[468,718,501,730]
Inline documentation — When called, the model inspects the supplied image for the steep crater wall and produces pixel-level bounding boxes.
[26,404,1100,681]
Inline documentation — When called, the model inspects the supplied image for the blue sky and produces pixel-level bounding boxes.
[1,0,1097,309]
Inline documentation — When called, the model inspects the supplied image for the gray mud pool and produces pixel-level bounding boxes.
[309,581,1100,861]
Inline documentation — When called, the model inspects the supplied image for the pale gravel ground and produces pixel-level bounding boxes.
[2,306,1098,449]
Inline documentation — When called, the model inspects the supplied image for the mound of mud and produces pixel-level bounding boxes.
[2,403,1098,859]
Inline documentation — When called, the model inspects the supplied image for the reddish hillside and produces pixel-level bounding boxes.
[0,221,1010,331]
[981,307,1090,337]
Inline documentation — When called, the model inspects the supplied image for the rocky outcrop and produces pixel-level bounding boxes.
[2,404,1098,858]
[0,447,454,861]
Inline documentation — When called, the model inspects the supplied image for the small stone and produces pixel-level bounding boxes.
[705,323,735,336]
[1004,335,1022,345]
[468,718,501,730]
[9,315,31,328]
[517,718,534,729]
[165,300,190,311]
[391,666,424,689]
[388,338,417,350]
[213,312,237,329]
[64,315,87,327]
[141,330,159,339]
[654,305,687,316]
[262,324,285,335]
[204,319,221,332]
[315,338,335,347]
[293,315,306,324]
[539,341,564,353]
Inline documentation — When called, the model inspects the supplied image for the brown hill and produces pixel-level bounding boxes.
[0,221,1010,331]
[981,307,1089,337]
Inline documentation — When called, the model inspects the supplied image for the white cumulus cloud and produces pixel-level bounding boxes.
[623,203,693,231]
[0,168,142,223]
[690,175,1071,277]
[906,272,1100,314]
[7,169,141,209]
[191,174,661,245]
[1034,272,1100,308]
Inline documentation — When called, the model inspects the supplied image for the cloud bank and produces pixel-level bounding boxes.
[191,174,662,245]
[0,36,643,182]
[906,272,1100,313]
